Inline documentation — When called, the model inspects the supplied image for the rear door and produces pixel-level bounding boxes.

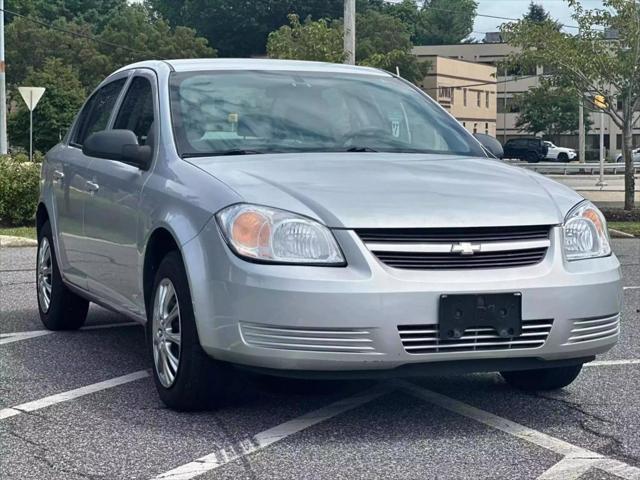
[82,70,158,316]
[50,77,127,288]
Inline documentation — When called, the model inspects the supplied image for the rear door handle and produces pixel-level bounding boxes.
[85,180,100,193]
[53,170,64,182]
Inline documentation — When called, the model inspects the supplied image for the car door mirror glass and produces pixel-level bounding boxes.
[473,133,504,159]
[82,129,152,170]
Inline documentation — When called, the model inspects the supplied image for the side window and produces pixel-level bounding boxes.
[114,76,155,146]
[73,78,126,146]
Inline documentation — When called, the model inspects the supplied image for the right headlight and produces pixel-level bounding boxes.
[563,201,611,261]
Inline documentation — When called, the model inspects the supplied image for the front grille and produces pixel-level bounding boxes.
[357,225,552,270]
[239,323,375,353]
[356,225,551,244]
[398,319,553,354]
[373,248,547,270]
[564,314,620,345]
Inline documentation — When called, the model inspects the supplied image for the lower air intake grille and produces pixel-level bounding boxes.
[240,323,375,353]
[564,314,620,344]
[398,319,553,354]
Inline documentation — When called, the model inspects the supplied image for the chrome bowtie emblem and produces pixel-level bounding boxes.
[451,242,481,256]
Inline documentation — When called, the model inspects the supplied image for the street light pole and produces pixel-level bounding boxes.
[578,98,585,164]
[0,0,8,155]
[344,0,355,65]
[596,110,607,187]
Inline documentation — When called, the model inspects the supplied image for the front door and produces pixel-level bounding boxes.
[83,71,158,316]
[50,77,128,288]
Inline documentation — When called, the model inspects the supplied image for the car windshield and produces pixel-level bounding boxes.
[169,70,486,158]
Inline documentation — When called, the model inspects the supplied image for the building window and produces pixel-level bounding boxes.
[485,122,489,134]
[463,89,467,106]
[473,123,478,134]
[462,122,466,127]
[438,86,454,101]
[486,92,490,108]
[477,91,481,107]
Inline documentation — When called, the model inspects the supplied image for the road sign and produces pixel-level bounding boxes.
[18,86,45,162]
[18,87,45,111]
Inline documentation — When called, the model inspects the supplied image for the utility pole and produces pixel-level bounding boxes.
[344,0,355,65]
[596,110,606,187]
[578,99,585,164]
[0,0,8,155]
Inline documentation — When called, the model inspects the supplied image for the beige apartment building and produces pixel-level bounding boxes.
[417,55,497,137]
[413,42,640,160]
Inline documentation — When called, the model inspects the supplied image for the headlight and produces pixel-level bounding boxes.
[216,204,345,265]
[563,201,611,261]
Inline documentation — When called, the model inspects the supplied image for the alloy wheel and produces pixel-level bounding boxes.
[152,279,182,388]
[37,237,53,313]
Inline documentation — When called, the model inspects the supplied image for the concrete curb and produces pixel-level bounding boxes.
[0,235,38,248]
[609,228,636,239]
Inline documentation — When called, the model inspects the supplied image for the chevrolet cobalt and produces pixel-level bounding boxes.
[36,59,622,410]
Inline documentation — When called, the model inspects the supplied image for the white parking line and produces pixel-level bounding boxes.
[585,359,640,367]
[623,285,640,290]
[399,381,640,480]
[0,370,149,420]
[152,386,389,480]
[0,322,139,345]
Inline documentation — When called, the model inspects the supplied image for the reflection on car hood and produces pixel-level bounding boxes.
[188,153,583,229]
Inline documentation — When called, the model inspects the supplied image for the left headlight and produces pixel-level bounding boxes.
[563,201,611,261]
[216,204,346,265]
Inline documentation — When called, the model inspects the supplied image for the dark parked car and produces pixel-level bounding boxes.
[504,138,549,163]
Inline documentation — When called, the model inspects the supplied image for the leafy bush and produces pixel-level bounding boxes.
[0,155,41,226]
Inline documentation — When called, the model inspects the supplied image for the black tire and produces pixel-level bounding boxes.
[526,152,540,163]
[557,153,568,162]
[147,251,232,411]
[36,221,89,330]
[500,364,583,391]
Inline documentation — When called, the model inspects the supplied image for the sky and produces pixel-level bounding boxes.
[472,0,605,39]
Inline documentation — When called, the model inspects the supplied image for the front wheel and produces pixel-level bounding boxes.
[500,364,583,391]
[37,221,89,330]
[148,251,232,411]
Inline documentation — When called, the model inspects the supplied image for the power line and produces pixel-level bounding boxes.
[0,7,150,56]
[421,74,540,92]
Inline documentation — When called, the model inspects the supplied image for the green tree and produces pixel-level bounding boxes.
[523,2,562,30]
[415,0,478,45]
[146,0,344,57]
[503,0,640,210]
[267,14,345,63]
[515,83,592,137]
[8,59,87,153]
[5,0,128,29]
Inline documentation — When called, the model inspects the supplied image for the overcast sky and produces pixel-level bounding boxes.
[472,0,605,39]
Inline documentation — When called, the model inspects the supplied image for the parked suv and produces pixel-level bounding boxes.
[37,60,621,410]
[544,141,577,162]
[504,138,549,163]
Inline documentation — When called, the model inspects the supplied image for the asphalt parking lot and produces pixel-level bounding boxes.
[1,240,639,480]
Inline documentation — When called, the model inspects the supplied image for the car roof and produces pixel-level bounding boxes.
[114,58,392,77]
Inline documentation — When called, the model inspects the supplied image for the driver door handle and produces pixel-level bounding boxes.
[85,180,100,193]
[53,170,65,182]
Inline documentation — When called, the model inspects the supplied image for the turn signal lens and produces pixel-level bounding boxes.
[216,204,345,265]
[563,201,611,261]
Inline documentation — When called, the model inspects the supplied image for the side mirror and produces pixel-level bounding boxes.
[83,129,152,170]
[474,133,504,159]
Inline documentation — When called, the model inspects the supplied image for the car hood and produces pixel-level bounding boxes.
[188,153,583,229]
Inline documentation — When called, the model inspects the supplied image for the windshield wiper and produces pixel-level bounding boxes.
[182,149,266,158]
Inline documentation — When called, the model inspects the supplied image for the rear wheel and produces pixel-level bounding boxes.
[148,251,232,411]
[526,152,540,163]
[500,364,583,391]
[557,153,568,162]
[37,221,89,330]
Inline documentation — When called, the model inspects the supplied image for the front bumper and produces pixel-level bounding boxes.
[183,225,623,372]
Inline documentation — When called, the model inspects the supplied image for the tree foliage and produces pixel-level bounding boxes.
[5,0,128,29]
[503,0,640,210]
[267,14,345,63]
[515,82,592,137]
[8,59,87,154]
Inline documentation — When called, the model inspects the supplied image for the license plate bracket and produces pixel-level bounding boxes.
[438,293,522,340]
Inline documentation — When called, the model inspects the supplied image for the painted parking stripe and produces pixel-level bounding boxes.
[399,381,640,480]
[623,285,640,290]
[0,370,149,420]
[585,359,640,367]
[0,322,139,345]
[152,386,390,480]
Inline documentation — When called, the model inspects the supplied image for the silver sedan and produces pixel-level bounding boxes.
[37,59,622,410]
